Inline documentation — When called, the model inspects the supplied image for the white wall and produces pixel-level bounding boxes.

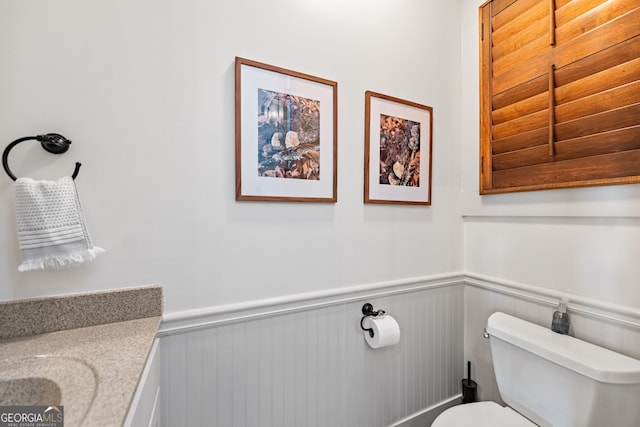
[0,0,463,314]
[160,281,464,427]
[459,0,640,311]
[3,0,637,334]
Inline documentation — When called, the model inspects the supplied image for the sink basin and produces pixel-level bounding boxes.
[0,377,62,405]
[0,355,98,427]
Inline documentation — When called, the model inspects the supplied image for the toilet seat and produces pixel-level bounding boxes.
[432,401,537,427]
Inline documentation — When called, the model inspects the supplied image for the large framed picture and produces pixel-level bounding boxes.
[235,57,338,202]
[364,91,432,205]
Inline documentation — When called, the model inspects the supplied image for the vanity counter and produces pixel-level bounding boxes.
[0,286,162,427]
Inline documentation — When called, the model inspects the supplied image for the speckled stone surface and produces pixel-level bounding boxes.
[0,285,162,339]
[0,286,162,427]
[0,316,161,427]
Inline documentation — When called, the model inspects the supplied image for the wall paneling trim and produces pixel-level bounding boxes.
[159,272,640,426]
[464,273,640,403]
[159,274,465,427]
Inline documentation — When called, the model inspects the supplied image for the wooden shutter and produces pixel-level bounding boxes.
[479,0,640,194]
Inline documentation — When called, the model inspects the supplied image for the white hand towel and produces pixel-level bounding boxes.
[13,176,104,271]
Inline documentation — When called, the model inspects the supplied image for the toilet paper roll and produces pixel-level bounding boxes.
[363,315,401,349]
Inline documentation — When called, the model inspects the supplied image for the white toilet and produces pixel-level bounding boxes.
[432,312,640,427]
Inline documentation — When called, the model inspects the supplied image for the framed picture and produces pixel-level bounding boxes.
[364,91,432,205]
[235,57,338,202]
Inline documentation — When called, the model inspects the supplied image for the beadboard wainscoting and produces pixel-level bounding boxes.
[158,274,465,427]
[464,273,640,404]
[158,273,640,426]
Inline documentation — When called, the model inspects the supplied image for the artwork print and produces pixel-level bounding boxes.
[257,89,321,180]
[378,114,421,187]
[236,57,337,202]
[364,90,432,205]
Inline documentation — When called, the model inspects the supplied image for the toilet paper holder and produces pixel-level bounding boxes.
[360,303,386,338]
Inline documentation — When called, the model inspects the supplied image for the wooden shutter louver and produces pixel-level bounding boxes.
[480,0,640,194]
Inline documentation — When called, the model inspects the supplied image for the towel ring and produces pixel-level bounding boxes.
[2,133,81,181]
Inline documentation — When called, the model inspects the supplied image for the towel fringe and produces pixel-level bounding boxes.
[18,247,105,272]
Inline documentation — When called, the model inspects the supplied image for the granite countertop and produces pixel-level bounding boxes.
[0,286,162,427]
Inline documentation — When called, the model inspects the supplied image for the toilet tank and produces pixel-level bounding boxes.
[486,312,640,427]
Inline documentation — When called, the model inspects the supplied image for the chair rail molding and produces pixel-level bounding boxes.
[465,272,640,329]
[159,272,466,336]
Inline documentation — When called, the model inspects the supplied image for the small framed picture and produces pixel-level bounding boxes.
[364,91,432,205]
[235,57,338,202]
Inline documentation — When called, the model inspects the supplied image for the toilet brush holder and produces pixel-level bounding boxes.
[461,378,477,403]
[461,361,477,404]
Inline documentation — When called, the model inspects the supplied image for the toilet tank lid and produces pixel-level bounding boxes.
[487,312,640,384]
